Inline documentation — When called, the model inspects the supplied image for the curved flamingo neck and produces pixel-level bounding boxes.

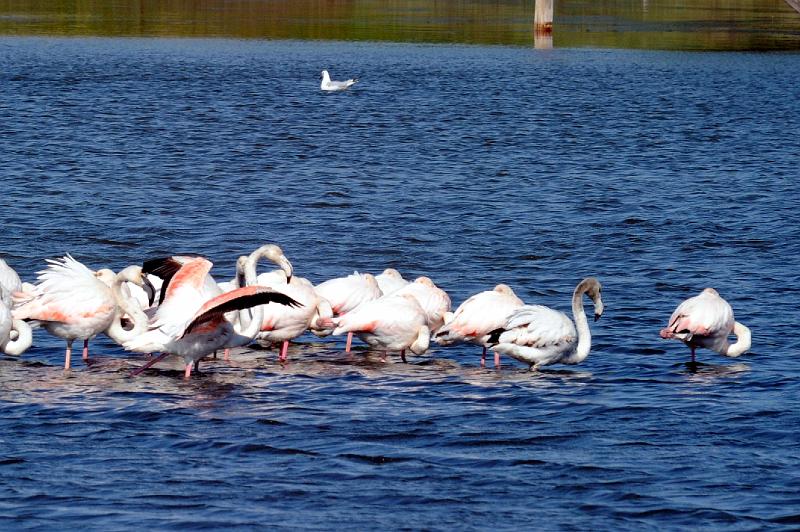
[722,321,751,357]
[2,319,32,355]
[106,275,149,344]
[571,285,592,363]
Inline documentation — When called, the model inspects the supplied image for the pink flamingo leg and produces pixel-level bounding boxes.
[279,341,289,362]
[64,340,73,370]
[494,350,501,368]
[82,339,89,361]
[184,363,193,379]
[481,346,487,368]
[345,332,353,352]
[223,349,231,362]
[400,350,407,364]
[130,352,170,377]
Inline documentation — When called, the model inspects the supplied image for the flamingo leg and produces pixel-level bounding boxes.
[345,332,353,353]
[480,346,487,368]
[64,340,73,370]
[82,339,89,361]
[691,346,696,364]
[130,352,170,377]
[223,348,230,362]
[400,350,407,364]
[184,363,193,379]
[494,350,501,368]
[380,351,387,363]
[279,341,289,362]
[212,350,217,359]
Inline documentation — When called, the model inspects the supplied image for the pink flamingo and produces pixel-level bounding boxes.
[315,272,383,352]
[12,255,118,369]
[393,276,451,333]
[238,244,328,362]
[124,256,299,379]
[660,287,751,363]
[434,284,524,367]
[332,294,430,362]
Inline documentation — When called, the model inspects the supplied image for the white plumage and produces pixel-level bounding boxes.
[660,287,751,362]
[491,278,604,370]
[320,69,358,91]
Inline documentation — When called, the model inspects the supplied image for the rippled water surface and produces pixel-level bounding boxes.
[1,38,799,529]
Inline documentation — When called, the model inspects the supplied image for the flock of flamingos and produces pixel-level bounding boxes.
[0,243,752,378]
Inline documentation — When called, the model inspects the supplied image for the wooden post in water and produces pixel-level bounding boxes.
[534,0,553,49]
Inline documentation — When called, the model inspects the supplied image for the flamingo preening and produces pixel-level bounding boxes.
[124,256,300,378]
[434,284,524,367]
[12,255,118,369]
[331,293,430,363]
[660,287,751,364]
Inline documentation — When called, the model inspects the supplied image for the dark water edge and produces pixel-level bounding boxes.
[1,0,800,50]
[1,36,800,530]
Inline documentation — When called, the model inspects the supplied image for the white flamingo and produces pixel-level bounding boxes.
[375,268,409,295]
[320,70,358,91]
[332,294,430,362]
[12,255,118,369]
[393,276,451,332]
[315,271,383,352]
[489,278,604,370]
[239,244,327,362]
[104,265,157,346]
[124,256,299,379]
[434,284,524,367]
[660,287,751,363]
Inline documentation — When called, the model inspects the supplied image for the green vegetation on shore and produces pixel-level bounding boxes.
[1,0,798,50]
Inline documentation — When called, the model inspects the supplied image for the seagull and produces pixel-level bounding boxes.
[320,70,358,91]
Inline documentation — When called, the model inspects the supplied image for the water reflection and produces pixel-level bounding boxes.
[0,0,799,50]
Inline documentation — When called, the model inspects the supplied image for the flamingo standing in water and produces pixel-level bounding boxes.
[488,278,604,371]
[660,287,751,363]
[12,255,118,369]
[332,294,430,362]
[434,284,524,367]
[124,256,300,378]
[315,272,383,352]
[240,244,331,362]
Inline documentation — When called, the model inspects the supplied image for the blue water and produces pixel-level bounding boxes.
[1,37,800,529]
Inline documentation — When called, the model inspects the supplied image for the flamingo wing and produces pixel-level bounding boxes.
[665,290,733,338]
[13,255,111,323]
[493,305,576,348]
[182,286,301,337]
[144,255,214,304]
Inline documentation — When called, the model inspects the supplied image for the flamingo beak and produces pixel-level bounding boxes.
[279,256,293,284]
[142,276,157,307]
